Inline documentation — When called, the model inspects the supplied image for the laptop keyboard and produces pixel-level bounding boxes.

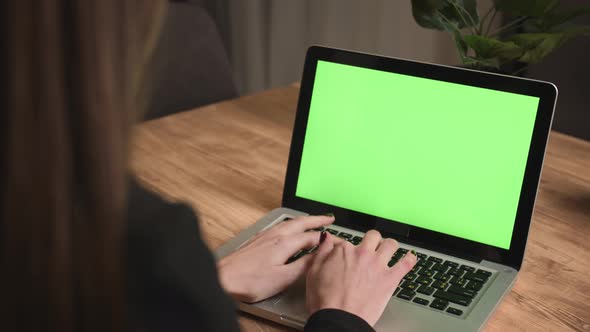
[283,218,495,318]
[395,255,492,316]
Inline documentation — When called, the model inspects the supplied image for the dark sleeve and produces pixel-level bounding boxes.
[126,179,241,332]
[304,309,375,332]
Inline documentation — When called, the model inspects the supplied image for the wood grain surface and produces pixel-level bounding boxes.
[131,84,590,331]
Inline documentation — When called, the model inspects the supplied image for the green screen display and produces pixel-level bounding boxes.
[295,61,540,249]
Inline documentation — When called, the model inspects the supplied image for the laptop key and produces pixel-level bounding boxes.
[413,297,429,306]
[417,285,435,296]
[404,272,417,281]
[431,263,448,273]
[432,280,449,290]
[476,269,493,278]
[433,290,472,306]
[401,281,419,291]
[447,307,463,316]
[388,258,399,267]
[397,288,416,301]
[326,228,338,235]
[433,272,451,282]
[417,259,434,269]
[415,276,433,285]
[427,256,443,263]
[460,265,475,272]
[326,229,338,235]
[447,268,464,277]
[416,253,427,260]
[449,276,467,286]
[337,232,352,240]
[448,285,477,298]
[443,261,459,268]
[418,269,434,277]
[351,236,363,245]
[463,272,489,284]
[466,281,484,291]
[397,248,408,254]
[393,287,400,296]
[430,298,448,310]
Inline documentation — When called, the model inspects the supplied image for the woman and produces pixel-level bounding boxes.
[0,1,416,331]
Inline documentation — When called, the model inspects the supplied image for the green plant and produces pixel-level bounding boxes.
[411,0,590,74]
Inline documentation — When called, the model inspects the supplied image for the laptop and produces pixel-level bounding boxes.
[215,46,558,331]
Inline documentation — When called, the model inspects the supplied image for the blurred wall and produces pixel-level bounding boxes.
[525,0,590,141]
[205,0,474,94]
[190,0,587,140]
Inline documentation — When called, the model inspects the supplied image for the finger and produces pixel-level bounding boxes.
[359,229,382,251]
[388,252,417,285]
[239,224,274,249]
[287,250,316,279]
[311,232,335,270]
[280,215,335,234]
[280,231,324,258]
[376,238,399,264]
[331,236,346,246]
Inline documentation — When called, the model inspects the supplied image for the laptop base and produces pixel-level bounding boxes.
[215,208,517,332]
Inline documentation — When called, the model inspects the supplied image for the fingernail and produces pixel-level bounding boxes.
[320,230,327,243]
[411,249,417,256]
[323,212,335,217]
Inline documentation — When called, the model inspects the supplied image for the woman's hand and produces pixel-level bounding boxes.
[217,215,335,303]
[306,230,417,326]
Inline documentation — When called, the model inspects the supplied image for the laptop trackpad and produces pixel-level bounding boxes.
[270,277,309,321]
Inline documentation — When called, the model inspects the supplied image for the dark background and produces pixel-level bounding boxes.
[167,0,589,141]
[525,0,590,141]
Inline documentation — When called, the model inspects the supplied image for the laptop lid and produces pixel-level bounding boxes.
[282,46,557,271]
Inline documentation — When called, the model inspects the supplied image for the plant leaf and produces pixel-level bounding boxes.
[411,0,479,30]
[411,0,447,14]
[506,27,590,63]
[506,32,568,63]
[461,56,501,69]
[461,0,479,22]
[493,0,559,18]
[442,0,480,28]
[411,0,448,30]
[452,29,468,58]
[464,35,524,60]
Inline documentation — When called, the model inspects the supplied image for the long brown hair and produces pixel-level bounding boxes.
[1,1,165,331]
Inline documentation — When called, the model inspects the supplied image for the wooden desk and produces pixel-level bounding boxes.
[132,84,590,331]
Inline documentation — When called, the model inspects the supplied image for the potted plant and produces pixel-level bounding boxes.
[411,0,590,75]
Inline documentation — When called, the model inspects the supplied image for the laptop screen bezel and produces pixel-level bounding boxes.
[282,46,557,271]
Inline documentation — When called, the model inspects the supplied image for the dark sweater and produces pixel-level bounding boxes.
[126,179,374,331]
